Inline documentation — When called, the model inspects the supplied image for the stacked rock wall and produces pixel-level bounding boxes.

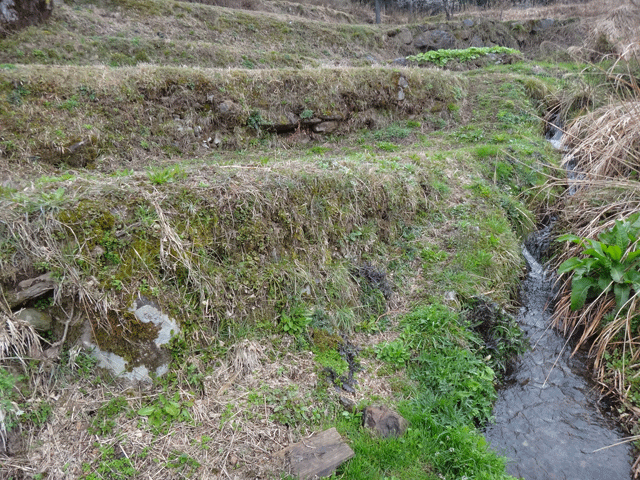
[0,0,53,37]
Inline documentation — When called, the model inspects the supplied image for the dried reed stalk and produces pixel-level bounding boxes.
[551,77,640,396]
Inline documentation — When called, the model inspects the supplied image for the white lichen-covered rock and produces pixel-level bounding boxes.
[84,296,180,382]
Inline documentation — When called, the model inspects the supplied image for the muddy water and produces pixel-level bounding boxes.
[485,244,633,479]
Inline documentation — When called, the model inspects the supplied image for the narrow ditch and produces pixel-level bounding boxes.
[484,120,634,478]
[485,238,633,478]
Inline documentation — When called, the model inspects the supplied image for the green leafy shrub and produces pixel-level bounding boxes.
[258,385,322,426]
[82,444,138,480]
[280,304,312,336]
[376,141,400,152]
[375,339,410,369]
[89,396,129,436]
[557,213,640,313]
[166,451,201,473]
[137,393,192,434]
[407,47,520,67]
[146,164,186,185]
[0,370,21,436]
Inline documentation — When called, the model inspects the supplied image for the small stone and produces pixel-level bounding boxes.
[397,88,405,101]
[91,245,105,259]
[532,18,554,32]
[414,30,456,51]
[470,35,484,48]
[276,428,354,479]
[363,406,408,438]
[312,121,339,134]
[339,395,356,412]
[285,111,300,125]
[229,454,238,466]
[15,308,52,332]
[217,100,240,116]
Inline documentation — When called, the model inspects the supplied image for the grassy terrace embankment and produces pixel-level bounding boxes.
[0,0,588,478]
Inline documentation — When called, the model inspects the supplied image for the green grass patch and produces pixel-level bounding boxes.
[338,304,517,480]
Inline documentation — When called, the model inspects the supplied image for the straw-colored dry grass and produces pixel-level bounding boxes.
[475,0,637,22]
[549,86,640,455]
[0,331,407,479]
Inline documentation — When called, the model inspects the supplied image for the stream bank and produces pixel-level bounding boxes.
[485,235,633,479]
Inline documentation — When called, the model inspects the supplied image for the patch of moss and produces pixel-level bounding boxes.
[311,328,343,352]
[314,348,349,377]
[113,236,161,285]
[58,200,116,249]
[94,310,160,365]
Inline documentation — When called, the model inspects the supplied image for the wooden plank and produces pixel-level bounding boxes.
[276,427,355,479]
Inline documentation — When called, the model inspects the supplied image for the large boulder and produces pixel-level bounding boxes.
[414,29,456,51]
[0,0,52,36]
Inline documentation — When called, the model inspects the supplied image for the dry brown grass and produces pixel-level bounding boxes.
[473,0,634,21]
[548,75,640,458]
[0,332,406,479]
[0,310,42,365]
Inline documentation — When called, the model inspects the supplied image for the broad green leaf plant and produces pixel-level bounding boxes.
[407,46,520,67]
[557,213,640,314]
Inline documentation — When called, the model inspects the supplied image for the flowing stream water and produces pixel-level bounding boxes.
[484,238,633,479]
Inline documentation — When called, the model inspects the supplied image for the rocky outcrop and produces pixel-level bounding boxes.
[0,0,53,37]
[15,308,52,332]
[4,273,56,309]
[414,29,457,51]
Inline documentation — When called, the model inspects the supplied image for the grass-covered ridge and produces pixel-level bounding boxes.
[0,64,463,173]
[0,0,387,68]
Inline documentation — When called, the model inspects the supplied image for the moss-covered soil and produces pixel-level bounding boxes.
[1,0,633,478]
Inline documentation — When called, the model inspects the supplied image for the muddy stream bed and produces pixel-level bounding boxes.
[484,234,633,479]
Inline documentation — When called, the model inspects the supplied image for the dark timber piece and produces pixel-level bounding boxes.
[276,427,354,479]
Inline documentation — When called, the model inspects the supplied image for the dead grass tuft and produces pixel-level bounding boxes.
[0,309,42,364]
[229,339,265,378]
[585,5,640,58]
[475,0,634,22]
[562,100,640,179]
[549,91,640,455]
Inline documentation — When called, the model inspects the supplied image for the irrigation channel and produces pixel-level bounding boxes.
[484,231,633,479]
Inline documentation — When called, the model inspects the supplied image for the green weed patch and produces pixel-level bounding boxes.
[408,47,521,67]
[339,305,518,480]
